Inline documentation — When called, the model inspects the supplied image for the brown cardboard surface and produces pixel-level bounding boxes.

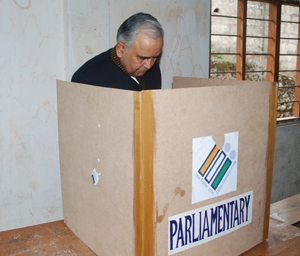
[152,78,277,255]
[173,76,266,88]
[57,78,276,256]
[57,81,136,255]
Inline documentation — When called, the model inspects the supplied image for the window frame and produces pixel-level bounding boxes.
[210,0,300,120]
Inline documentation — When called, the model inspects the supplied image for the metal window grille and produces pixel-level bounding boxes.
[210,0,300,120]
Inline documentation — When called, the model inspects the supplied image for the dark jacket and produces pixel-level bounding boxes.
[71,48,161,91]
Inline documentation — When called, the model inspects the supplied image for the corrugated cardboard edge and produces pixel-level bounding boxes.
[263,82,278,239]
[134,91,154,256]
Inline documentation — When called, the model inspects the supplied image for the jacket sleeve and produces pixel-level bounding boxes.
[71,70,92,85]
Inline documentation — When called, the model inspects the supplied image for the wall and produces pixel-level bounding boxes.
[0,0,65,231]
[0,0,210,231]
[271,122,300,203]
[65,0,110,80]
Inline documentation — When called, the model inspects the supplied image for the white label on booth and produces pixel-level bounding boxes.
[168,190,253,255]
[192,132,239,204]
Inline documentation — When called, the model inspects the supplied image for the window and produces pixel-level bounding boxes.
[210,0,300,120]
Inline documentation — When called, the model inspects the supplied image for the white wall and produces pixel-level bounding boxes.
[0,1,65,231]
[65,0,110,80]
[0,0,210,231]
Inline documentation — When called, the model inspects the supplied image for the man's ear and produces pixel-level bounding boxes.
[116,42,126,58]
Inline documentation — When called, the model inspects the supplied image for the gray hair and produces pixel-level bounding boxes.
[117,12,164,50]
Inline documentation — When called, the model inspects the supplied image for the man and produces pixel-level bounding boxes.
[71,12,164,91]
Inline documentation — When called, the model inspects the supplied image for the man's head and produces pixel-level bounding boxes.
[116,13,164,77]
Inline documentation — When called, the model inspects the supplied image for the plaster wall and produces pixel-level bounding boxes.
[0,0,65,231]
[271,123,300,203]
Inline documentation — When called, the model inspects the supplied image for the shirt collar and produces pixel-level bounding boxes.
[110,46,146,90]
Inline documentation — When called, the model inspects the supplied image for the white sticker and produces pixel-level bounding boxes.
[168,191,253,255]
[192,132,239,204]
[91,168,101,185]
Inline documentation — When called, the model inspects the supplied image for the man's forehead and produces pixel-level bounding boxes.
[131,33,163,53]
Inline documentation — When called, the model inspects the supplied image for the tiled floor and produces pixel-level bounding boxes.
[0,194,299,256]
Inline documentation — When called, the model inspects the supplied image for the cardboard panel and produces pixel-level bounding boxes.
[57,81,136,255]
[152,78,276,255]
[57,78,276,256]
[172,76,272,88]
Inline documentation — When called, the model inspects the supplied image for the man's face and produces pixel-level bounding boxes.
[116,33,163,77]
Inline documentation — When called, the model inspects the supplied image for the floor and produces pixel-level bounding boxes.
[0,221,96,256]
[0,194,299,256]
[241,193,300,256]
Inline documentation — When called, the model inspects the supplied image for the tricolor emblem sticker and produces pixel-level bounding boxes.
[192,132,238,204]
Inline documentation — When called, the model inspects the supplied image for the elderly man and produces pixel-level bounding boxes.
[71,12,164,91]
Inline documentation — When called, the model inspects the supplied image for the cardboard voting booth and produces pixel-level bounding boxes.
[57,77,277,256]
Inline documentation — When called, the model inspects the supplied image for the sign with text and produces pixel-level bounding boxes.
[168,191,253,255]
